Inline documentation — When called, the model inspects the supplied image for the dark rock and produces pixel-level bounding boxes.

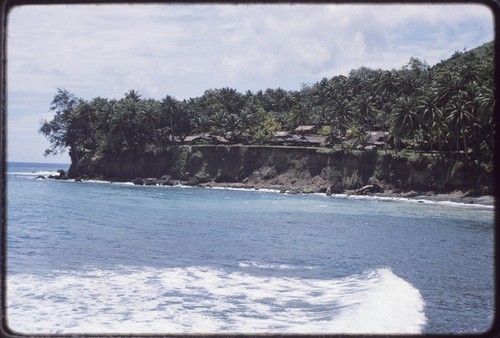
[36,175,46,179]
[184,177,199,186]
[65,145,493,195]
[74,177,82,182]
[327,185,344,195]
[48,169,69,180]
[144,178,158,186]
[57,169,69,180]
[132,177,144,185]
[180,172,191,181]
[160,178,174,186]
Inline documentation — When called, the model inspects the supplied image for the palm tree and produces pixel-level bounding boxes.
[446,99,473,159]
[224,113,243,141]
[218,87,244,116]
[416,93,445,153]
[192,114,211,135]
[238,107,257,143]
[138,99,161,147]
[124,89,141,102]
[391,97,419,152]
[435,73,460,108]
[352,93,375,132]
[287,108,309,128]
[109,98,140,150]
[209,110,228,135]
[376,70,401,98]
[328,98,353,149]
[161,95,179,142]
[476,85,495,126]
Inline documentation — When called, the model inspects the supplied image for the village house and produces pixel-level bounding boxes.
[293,125,317,135]
[366,131,388,145]
[273,131,324,147]
[184,133,229,145]
[363,130,389,150]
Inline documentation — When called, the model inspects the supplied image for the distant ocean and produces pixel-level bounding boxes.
[5,162,495,334]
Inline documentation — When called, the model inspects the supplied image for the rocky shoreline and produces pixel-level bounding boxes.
[199,181,495,206]
[44,169,494,206]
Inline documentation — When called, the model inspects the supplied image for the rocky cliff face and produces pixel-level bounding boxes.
[68,145,492,194]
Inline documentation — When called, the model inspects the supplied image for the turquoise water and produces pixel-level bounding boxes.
[5,162,495,334]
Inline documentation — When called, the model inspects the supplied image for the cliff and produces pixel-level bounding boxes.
[67,145,492,195]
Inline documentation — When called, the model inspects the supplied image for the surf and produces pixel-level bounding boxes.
[7,266,426,334]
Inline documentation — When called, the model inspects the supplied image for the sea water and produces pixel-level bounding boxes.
[5,162,495,334]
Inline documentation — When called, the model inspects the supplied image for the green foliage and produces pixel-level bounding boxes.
[40,41,495,169]
[318,125,332,136]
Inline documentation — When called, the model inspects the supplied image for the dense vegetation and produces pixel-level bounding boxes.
[40,42,495,170]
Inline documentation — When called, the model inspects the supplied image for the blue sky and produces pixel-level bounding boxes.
[6,3,495,163]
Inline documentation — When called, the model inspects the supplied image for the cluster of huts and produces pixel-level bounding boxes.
[180,125,388,150]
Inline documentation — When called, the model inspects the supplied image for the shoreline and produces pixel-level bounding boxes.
[40,172,494,207]
[32,168,494,207]
[197,181,495,207]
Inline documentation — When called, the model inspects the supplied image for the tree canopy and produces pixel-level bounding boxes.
[40,41,495,168]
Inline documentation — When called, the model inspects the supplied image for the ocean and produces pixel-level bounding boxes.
[5,162,495,334]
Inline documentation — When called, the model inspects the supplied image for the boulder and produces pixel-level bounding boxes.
[159,176,175,185]
[180,172,191,181]
[132,177,144,185]
[48,169,69,180]
[326,185,344,195]
[184,177,200,186]
[57,169,69,180]
[160,179,174,186]
[144,178,158,186]
[36,175,46,179]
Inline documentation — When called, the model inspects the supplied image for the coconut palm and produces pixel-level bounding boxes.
[138,99,161,147]
[328,98,353,149]
[391,97,419,152]
[124,89,141,102]
[352,93,375,132]
[416,93,445,153]
[446,99,473,159]
[161,95,179,142]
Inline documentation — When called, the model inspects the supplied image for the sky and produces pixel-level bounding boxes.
[5,3,495,164]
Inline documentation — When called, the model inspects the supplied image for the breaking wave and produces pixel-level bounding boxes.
[7,266,426,334]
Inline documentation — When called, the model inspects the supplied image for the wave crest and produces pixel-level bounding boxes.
[7,266,426,334]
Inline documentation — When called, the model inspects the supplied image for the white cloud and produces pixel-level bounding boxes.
[6,3,494,162]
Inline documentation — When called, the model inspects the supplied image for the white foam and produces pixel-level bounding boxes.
[6,266,426,334]
[238,260,314,270]
[7,171,59,177]
[329,193,494,209]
